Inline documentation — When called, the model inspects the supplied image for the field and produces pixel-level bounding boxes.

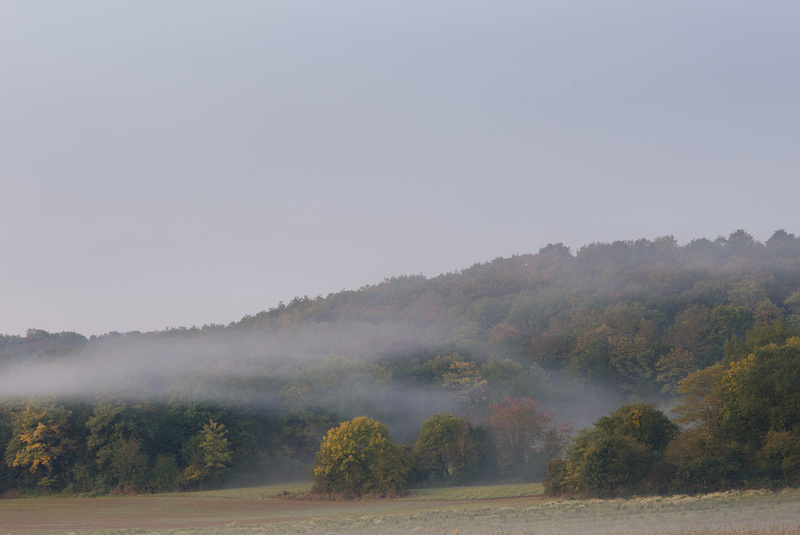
[1,483,799,535]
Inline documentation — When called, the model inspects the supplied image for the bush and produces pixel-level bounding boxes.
[760,430,800,484]
[670,456,743,493]
[543,458,567,495]
[553,404,678,497]
[565,429,651,496]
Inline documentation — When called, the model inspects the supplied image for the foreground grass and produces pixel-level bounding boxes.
[1,484,799,534]
[186,481,545,501]
[170,480,314,500]
[408,482,545,500]
[152,486,800,535]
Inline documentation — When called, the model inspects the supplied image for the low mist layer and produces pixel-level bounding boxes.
[0,229,798,494]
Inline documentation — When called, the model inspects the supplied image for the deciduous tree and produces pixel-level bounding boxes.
[413,413,478,484]
[487,398,571,479]
[4,403,74,488]
[182,419,232,487]
[312,416,408,497]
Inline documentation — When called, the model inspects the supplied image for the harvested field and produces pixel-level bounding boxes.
[1,484,799,535]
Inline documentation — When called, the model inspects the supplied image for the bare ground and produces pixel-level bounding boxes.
[0,493,503,534]
[1,487,799,535]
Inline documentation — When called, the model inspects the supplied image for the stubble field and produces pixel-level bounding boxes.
[1,483,799,535]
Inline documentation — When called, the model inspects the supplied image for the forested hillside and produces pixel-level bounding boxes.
[1,229,799,495]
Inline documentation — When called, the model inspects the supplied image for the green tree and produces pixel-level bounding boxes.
[719,336,800,455]
[674,363,726,446]
[108,436,149,491]
[569,325,616,382]
[784,288,800,329]
[670,304,713,365]
[708,305,754,346]
[312,416,408,497]
[182,420,232,488]
[413,413,478,484]
[86,400,155,492]
[668,326,800,492]
[594,403,678,454]
[567,303,664,396]
[656,347,697,395]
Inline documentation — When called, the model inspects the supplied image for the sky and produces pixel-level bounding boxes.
[1,1,798,337]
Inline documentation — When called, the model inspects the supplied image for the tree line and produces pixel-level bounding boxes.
[0,229,798,496]
[0,394,568,495]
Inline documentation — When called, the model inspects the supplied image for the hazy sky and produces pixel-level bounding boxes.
[2,1,798,337]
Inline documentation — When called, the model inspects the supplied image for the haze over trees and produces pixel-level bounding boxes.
[1,229,799,496]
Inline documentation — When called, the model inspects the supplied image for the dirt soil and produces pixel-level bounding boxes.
[0,494,499,534]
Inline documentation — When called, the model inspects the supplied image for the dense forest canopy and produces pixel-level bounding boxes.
[1,229,799,494]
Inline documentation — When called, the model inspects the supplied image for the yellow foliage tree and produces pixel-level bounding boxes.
[312,416,409,497]
[4,403,74,488]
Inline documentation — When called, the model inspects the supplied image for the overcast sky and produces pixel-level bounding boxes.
[1,1,798,337]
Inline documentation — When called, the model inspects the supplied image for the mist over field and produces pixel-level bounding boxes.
[1,231,796,422]
[1,230,799,496]
[0,313,622,438]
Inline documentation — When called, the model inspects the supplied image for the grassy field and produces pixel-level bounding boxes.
[0,483,798,534]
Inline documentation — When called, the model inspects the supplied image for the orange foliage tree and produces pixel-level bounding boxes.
[486,397,571,479]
